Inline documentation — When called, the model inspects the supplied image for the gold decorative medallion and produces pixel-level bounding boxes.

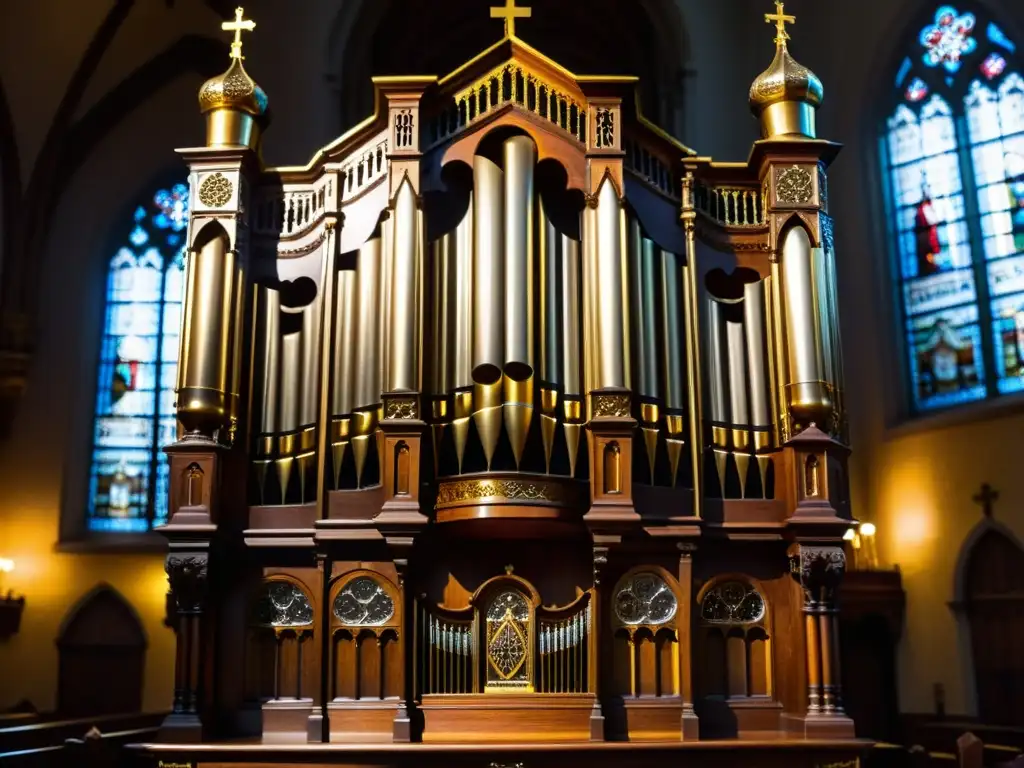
[775,165,813,205]
[198,172,233,208]
[384,396,419,420]
[435,478,563,507]
[591,393,631,418]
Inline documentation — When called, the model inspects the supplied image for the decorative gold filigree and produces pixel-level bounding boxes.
[435,479,562,507]
[384,396,419,420]
[591,393,631,418]
[775,165,813,205]
[198,173,233,208]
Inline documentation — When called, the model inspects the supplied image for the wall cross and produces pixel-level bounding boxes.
[972,483,999,518]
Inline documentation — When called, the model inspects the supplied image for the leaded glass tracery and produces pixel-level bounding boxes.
[253,580,314,627]
[613,572,677,626]
[700,581,766,624]
[485,590,531,689]
[87,183,188,531]
[885,5,1023,412]
[333,577,395,626]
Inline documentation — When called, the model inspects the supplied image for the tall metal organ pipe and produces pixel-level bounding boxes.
[178,229,236,438]
[561,236,582,397]
[631,220,660,400]
[333,268,357,416]
[503,136,535,381]
[660,252,684,411]
[594,179,626,389]
[453,195,474,391]
[743,281,772,434]
[780,225,832,427]
[388,179,420,393]
[472,155,505,385]
[354,237,383,409]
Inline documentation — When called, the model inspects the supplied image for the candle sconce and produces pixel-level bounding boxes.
[0,558,24,639]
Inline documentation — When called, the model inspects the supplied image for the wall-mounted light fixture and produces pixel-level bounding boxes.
[0,558,25,638]
[859,522,879,570]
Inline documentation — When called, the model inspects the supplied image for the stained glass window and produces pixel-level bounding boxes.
[87,183,188,532]
[885,6,1024,412]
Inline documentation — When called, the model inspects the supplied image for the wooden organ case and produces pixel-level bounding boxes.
[149,3,868,765]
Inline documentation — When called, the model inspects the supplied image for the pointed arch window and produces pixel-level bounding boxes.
[86,183,188,532]
[883,6,1023,412]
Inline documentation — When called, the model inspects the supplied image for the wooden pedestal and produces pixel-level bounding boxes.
[419,693,597,743]
[328,699,403,743]
[262,699,315,743]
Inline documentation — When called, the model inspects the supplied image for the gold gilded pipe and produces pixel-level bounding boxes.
[743,280,771,433]
[350,408,377,488]
[178,231,234,438]
[355,237,383,410]
[780,225,832,428]
[298,426,316,503]
[334,269,357,416]
[563,398,582,478]
[767,269,787,442]
[660,252,684,411]
[681,187,705,514]
[473,154,505,385]
[503,136,536,382]
[503,374,534,468]
[621,205,632,392]
[228,256,246,444]
[731,427,750,499]
[539,387,558,474]
[561,235,582,396]
[640,402,660,485]
[431,398,448,477]
[473,380,503,469]
[331,417,351,488]
[595,179,626,389]
[665,413,685,487]
[451,389,473,474]
[279,329,302,433]
[453,193,474,390]
[388,178,420,393]
[430,236,448,396]
[277,432,297,504]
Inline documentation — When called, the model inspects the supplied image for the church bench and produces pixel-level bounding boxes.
[0,713,164,754]
[0,722,161,768]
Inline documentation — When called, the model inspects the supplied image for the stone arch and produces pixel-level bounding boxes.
[56,583,148,717]
[951,519,1024,723]
[326,0,690,138]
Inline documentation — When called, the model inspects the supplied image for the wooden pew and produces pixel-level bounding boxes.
[0,713,165,767]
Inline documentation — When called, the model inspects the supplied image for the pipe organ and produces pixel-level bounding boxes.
[156,2,861,759]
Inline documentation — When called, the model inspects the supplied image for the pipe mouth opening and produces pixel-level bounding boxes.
[502,362,533,383]
[472,364,503,386]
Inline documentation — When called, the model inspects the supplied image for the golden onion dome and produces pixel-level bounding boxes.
[749,3,823,140]
[198,8,268,149]
[198,57,268,119]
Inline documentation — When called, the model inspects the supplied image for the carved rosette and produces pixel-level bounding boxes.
[166,555,209,614]
[198,172,233,208]
[591,393,631,418]
[789,546,846,605]
[774,165,814,206]
[383,395,420,420]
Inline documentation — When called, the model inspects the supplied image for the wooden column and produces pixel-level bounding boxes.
[677,543,699,739]
[162,548,211,741]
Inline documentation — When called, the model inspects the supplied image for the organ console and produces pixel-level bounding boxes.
[149,2,863,765]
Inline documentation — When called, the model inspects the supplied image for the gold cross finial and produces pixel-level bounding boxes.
[490,0,531,38]
[222,7,255,60]
[765,1,796,46]
[504,564,514,575]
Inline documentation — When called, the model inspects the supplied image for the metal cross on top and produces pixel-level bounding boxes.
[973,483,1000,518]
[765,0,796,45]
[490,0,532,38]
[222,6,256,60]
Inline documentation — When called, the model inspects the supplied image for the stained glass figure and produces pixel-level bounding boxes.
[701,581,766,624]
[333,577,395,626]
[920,6,977,73]
[87,183,188,532]
[253,581,314,627]
[613,573,677,626]
[885,6,1024,412]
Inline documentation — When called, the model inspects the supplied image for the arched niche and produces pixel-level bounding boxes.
[609,566,682,700]
[57,584,147,717]
[245,575,316,704]
[951,520,1024,724]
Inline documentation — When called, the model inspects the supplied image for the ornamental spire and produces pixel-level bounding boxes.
[764,1,796,46]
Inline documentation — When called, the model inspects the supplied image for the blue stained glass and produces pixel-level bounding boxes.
[920,6,977,72]
[87,183,189,532]
[988,23,1016,54]
[897,56,913,88]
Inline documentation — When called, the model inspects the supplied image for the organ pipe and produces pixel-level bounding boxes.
[594,179,625,390]
[725,312,749,432]
[472,155,505,385]
[256,286,280,435]
[632,220,659,400]
[539,205,561,387]
[178,230,235,438]
[333,269,357,416]
[743,281,771,432]
[706,298,729,429]
[354,237,383,410]
[453,194,474,390]
[300,299,320,427]
[660,252,684,412]
[780,225,832,427]
[503,136,535,381]
[561,236,582,397]
[279,327,301,433]
[388,178,420,393]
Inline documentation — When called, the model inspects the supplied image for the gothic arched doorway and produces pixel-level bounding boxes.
[962,529,1024,725]
[329,0,688,138]
[57,584,147,717]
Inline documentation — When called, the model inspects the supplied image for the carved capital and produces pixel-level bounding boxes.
[166,555,209,614]
[383,394,420,420]
[591,392,631,418]
[789,545,846,605]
